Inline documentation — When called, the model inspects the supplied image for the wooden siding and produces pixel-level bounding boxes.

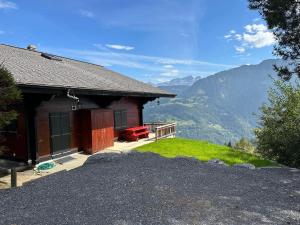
[109,97,142,137]
[35,97,81,160]
[80,109,114,154]
[36,111,51,158]
[2,95,147,163]
[91,109,114,152]
[36,97,116,157]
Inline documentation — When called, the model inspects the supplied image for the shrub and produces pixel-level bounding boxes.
[234,137,255,153]
[255,80,300,168]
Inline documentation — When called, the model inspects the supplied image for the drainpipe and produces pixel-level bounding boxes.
[67,89,79,103]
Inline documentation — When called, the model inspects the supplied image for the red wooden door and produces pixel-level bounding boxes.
[91,109,114,153]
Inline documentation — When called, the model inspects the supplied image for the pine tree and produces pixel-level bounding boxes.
[0,65,21,155]
[227,141,232,148]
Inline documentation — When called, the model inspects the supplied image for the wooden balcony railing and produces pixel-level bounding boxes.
[144,122,176,141]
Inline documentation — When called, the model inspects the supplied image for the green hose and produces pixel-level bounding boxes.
[36,162,55,171]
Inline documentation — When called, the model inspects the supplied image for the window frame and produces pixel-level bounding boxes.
[114,109,127,130]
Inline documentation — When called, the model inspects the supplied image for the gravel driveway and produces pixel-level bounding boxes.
[0,152,299,225]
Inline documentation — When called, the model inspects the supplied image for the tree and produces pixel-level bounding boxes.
[254,80,300,167]
[249,0,300,80]
[0,65,21,155]
[234,137,255,153]
[227,141,232,148]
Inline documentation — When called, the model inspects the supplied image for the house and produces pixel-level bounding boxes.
[0,44,175,164]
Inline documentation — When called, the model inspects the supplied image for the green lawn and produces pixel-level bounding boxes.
[135,138,277,167]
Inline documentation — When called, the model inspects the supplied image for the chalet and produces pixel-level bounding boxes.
[0,44,175,164]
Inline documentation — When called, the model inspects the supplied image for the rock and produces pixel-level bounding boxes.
[208,159,228,166]
[233,163,256,169]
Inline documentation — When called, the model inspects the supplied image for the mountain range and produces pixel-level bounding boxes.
[158,76,201,86]
[144,59,281,144]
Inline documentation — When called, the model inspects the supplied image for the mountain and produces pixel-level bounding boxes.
[157,76,201,86]
[155,76,202,95]
[144,59,281,144]
[156,85,190,96]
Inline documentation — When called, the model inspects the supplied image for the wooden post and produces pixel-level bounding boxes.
[174,124,176,137]
[11,168,17,188]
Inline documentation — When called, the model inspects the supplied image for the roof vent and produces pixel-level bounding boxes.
[41,53,62,61]
[27,44,37,51]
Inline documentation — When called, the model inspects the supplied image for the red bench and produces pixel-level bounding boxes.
[123,126,149,141]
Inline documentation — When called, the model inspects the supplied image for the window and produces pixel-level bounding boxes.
[114,110,127,130]
[0,120,18,134]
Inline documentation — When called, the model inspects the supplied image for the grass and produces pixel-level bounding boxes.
[135,138,278,167]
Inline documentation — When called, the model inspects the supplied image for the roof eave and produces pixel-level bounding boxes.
[18,84,176,98]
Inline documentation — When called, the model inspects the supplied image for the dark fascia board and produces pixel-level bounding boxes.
[18,84,176,98]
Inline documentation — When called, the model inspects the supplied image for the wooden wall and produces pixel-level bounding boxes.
[2,95,145,162]
[91,109,114,152]
[109,97,142,137]
[1,111,28,161]
[80,109,114,154]
[35,96,120,158]
[35,97,81,160]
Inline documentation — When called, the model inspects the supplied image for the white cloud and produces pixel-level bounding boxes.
[105,44,135,51]
[79,10,95,18]
[161,69,179,77]
[242,26,275,48]
[41,46,235,83]
[234,34,242,41]
[97,44,229,69]
[0,0,17,9]
[230,30,236,34]
[235,46,246,53]
[225,23,275,54]
[244,24,268,33]
[95,54,216,69]
[155,77,170,83]
[60,48,234,68]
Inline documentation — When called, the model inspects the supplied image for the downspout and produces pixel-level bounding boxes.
[67,89,79,103]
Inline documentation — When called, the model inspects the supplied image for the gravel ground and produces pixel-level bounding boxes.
[0,152,299,225]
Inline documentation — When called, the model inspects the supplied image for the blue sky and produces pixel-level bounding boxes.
[0,0,276,83]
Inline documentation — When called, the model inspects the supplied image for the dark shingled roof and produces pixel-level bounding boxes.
[0,44,175,97]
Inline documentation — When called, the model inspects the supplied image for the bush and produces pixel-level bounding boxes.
[255,80,300,168]
[234,137,255,153]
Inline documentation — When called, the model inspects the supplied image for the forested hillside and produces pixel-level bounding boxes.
[144,59,281,144]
